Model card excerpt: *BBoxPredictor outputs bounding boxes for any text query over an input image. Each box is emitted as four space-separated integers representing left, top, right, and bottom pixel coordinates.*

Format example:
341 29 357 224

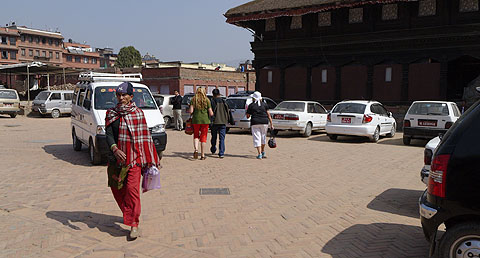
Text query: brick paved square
0 116 430 257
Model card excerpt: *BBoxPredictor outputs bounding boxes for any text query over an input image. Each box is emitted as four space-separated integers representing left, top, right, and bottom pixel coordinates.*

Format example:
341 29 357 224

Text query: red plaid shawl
105 102 159 168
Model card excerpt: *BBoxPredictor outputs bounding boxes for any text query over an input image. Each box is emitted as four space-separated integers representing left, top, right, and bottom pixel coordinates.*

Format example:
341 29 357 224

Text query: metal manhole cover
4 125 20 127
199 188 230 195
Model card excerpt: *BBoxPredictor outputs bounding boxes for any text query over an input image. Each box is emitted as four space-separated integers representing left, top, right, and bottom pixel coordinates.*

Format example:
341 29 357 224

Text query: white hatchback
270 101 327 137
325 100 396 142
402 101 460 145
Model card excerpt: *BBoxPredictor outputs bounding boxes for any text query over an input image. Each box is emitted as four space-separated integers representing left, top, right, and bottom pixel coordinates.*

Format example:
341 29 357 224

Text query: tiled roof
225 0 415 23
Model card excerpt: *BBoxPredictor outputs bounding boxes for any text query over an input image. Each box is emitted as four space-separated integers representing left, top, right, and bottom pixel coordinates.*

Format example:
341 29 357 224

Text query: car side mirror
439 133 444 140
388 112 393 118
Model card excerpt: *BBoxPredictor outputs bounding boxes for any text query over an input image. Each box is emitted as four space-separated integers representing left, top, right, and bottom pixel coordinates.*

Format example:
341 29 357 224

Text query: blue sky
3 0 253 65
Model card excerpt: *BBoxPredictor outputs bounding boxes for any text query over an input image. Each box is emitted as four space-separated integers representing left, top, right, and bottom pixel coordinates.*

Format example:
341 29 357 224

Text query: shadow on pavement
46 211 128 237
308 134 369 144
43 144 94 166
378 138 428 147
163 151 254 160
367 188 424 219
322 223 429 257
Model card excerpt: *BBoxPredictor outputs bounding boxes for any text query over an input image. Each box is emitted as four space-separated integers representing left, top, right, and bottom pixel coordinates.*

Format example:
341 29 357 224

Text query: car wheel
403 136 411 145
164 116 171 128
9 114 16 118
328 134 338 141
72 130 82 151
302 122 312 137
387 123 396 138
51 109 60 119
89 139 102 165
371 126 380 142
437 222 480 258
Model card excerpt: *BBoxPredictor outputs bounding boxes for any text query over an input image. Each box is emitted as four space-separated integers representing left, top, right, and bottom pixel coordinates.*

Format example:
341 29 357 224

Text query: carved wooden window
459 0 479 12
290 16 302 29
418 0 437 16
349 8 363 24
318 12 331 27
265 18 276 32
382 4 398 20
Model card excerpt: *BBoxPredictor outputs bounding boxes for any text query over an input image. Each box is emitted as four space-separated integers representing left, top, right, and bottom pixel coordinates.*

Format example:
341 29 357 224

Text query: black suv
419 90 480 257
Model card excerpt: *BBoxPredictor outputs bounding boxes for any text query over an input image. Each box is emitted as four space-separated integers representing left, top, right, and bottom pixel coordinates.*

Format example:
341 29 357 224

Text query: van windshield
0 90 17 99
226 99 247 109
35 91 50 101
408 102 449 116
94 86 157 110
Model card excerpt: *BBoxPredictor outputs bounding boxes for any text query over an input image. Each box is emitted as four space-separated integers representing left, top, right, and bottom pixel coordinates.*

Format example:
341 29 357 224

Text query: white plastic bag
142 166 161 193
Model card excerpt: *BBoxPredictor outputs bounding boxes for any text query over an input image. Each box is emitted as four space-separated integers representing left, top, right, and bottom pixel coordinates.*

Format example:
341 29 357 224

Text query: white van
32 90 74 118
71 72 167 165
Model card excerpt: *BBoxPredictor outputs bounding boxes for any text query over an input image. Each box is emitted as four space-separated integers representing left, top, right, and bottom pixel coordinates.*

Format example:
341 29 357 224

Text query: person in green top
189 87 213 160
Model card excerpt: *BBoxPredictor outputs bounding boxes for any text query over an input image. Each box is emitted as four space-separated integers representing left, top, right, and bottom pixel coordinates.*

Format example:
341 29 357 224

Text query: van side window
64 93 73 101
78 89 86 107
50 93 61 100
73 88 79 105
83 89 92 110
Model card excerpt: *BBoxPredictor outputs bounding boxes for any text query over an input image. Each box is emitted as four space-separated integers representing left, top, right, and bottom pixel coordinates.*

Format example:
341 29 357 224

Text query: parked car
153 94 175 128
0 88 20 118
225 95 277 130
419 90 480 258
71 72 167 165
403 101 461 145
270 101 328 137
421 136 440 185
325 100 396 142
32 90 74 118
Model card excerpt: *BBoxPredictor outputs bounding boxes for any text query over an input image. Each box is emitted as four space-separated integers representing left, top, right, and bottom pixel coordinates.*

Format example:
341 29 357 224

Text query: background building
142 66 256 96
63 41 100 69
0 27 19 65
225 0 480 105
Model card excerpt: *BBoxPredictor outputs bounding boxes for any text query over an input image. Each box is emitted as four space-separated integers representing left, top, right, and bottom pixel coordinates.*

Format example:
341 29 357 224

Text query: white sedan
270 101 328 137
325 100 396 142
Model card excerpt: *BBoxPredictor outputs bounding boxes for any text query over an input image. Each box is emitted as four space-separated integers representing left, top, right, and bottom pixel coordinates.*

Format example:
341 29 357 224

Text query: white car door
314 103 327 129
306 103 317 127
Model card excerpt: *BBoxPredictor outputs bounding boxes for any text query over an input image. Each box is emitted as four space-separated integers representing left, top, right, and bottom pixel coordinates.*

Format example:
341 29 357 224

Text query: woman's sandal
193 151 198 159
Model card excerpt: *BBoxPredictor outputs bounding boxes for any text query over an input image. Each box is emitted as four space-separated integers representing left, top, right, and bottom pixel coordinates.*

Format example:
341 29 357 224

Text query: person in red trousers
105 82 160 239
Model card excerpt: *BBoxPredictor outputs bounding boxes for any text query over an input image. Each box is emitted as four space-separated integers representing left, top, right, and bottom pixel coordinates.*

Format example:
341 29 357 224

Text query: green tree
115 46 142 68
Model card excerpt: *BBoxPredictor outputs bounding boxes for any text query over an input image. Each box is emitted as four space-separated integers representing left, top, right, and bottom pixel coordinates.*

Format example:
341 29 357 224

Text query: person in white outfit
246 91 274 159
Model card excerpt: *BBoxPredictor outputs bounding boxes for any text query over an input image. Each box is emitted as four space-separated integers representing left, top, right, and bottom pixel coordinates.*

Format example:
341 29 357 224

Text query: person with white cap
246 91 274 159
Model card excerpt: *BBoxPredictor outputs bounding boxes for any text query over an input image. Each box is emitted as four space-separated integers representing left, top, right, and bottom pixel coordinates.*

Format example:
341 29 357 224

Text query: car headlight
151 124 165 133
96 125 106 135
40 103 45 107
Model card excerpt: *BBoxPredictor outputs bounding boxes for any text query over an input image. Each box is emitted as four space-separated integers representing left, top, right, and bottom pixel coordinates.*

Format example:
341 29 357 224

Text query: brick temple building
225 0 480 104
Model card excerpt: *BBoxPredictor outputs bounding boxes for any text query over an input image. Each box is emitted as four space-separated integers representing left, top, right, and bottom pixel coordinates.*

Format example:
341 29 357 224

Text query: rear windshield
0 90 17 99
408 102 449 116
332 103 366 114
94 86 157 110
274 102 305 112
35 91 50 101
226 99 247 109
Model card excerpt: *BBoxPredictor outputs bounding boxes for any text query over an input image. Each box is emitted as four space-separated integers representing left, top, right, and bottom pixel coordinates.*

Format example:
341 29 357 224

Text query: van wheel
387 123 396 138
328 134 338 141
163 116 171 128
10 114 16 118
370 126 380 142
437 222 480 258
302 122 312 137
51 109 60 119
403 136 411 145
72 130 82 151
89 139 102 165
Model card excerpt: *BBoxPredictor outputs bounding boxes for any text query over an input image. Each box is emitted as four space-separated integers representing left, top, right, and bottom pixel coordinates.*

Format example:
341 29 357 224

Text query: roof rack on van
78 72 142 82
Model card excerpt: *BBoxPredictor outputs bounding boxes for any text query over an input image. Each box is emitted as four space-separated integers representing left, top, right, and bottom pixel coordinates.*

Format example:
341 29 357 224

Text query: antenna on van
78 72 142 82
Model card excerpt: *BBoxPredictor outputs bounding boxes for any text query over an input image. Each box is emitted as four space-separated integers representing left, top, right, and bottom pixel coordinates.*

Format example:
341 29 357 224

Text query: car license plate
341 117 351 123
419 120 437 127
273 114 284 120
